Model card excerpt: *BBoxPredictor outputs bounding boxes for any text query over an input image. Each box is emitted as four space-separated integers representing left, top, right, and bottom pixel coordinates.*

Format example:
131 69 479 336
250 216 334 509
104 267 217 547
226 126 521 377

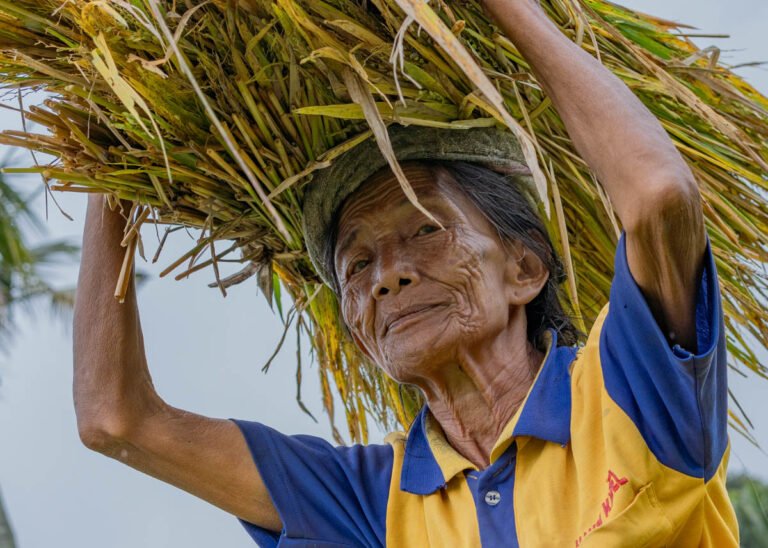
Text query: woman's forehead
338 163 457 227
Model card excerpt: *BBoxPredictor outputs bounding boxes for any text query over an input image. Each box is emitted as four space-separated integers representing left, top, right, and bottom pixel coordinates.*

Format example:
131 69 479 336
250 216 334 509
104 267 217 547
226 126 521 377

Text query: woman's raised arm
482 0 707 351
73 194 281 532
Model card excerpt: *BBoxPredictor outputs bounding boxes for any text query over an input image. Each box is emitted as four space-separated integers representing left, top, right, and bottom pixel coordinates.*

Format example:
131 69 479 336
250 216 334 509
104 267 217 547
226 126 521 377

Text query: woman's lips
384 303 447 335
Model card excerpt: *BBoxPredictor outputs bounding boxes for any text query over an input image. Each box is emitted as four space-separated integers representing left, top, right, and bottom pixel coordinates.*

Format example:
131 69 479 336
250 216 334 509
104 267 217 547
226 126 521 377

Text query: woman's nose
371 259 420 300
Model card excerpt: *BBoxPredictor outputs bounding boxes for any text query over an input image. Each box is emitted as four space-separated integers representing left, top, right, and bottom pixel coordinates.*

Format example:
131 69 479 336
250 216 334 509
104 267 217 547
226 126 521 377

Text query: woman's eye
416 224 439 236
351 259 369 275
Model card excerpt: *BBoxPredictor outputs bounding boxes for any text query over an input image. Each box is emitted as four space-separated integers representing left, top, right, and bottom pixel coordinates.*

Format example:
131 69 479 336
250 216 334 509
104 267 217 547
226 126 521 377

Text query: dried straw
0 0 766 442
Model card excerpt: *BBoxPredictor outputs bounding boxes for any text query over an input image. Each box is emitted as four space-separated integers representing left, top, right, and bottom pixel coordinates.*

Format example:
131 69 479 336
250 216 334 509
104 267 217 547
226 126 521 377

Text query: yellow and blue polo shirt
233 234 738 547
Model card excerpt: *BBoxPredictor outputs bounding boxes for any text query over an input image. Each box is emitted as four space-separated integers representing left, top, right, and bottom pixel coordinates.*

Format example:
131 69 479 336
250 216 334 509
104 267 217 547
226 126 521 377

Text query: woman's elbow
77 414 131 454
623 171 703 236
78 423 116 454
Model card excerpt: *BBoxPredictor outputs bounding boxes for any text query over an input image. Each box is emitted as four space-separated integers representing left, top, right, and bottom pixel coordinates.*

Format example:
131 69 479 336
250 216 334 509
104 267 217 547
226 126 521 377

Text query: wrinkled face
334 163 532 383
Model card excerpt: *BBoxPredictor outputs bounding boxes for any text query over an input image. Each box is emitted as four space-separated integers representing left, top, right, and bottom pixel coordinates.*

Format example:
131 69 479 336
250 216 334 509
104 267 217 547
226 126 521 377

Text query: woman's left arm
482 0 706 351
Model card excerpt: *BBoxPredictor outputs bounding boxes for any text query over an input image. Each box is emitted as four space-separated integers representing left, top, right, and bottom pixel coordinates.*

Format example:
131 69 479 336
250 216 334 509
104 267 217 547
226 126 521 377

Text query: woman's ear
504 239 550 306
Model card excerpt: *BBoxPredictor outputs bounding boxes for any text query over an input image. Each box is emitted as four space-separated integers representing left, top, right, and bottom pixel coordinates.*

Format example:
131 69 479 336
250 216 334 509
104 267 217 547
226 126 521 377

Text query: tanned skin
73 0 706 533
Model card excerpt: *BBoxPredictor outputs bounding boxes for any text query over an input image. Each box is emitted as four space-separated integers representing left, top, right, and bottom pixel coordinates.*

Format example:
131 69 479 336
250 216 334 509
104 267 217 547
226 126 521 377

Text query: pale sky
1 1 767 547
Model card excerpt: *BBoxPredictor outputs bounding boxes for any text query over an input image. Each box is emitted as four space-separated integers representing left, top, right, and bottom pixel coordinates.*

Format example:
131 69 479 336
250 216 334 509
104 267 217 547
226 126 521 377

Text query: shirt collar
399 329 577 495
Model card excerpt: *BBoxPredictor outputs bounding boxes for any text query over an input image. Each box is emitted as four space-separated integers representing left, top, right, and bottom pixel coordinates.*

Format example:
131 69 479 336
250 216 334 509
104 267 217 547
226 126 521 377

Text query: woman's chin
378 328 459 380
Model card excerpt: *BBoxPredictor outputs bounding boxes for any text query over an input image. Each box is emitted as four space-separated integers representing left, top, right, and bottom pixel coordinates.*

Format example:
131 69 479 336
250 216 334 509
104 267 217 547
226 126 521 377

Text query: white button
484 490 501 506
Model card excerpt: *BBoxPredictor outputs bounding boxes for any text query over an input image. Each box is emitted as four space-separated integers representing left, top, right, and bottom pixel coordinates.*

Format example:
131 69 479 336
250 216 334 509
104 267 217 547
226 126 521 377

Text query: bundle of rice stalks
0 0 766 443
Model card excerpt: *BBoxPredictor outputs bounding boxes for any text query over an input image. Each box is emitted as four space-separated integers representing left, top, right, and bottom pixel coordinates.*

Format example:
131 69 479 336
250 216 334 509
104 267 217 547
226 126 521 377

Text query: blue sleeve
600 233 727 481
230 420 392 547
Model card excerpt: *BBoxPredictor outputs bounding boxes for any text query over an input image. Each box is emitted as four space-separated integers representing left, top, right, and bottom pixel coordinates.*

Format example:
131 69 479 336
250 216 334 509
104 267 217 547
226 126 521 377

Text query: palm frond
0 167 79 350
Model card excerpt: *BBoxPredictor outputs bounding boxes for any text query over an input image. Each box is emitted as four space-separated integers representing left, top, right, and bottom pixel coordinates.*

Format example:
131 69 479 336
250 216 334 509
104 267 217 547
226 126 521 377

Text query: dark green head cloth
302 125 535 288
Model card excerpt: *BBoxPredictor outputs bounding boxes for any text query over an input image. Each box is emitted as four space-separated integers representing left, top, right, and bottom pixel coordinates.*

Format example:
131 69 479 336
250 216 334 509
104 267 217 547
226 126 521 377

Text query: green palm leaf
0 164 78 346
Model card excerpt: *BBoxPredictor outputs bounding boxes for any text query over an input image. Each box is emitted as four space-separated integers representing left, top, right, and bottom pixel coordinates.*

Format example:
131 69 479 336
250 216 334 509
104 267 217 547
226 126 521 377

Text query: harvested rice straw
0 0 766 442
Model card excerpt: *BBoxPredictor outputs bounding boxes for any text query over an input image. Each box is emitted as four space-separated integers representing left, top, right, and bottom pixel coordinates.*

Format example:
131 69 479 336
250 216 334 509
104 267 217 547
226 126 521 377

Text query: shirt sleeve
599 232 727 481
229 420 392 547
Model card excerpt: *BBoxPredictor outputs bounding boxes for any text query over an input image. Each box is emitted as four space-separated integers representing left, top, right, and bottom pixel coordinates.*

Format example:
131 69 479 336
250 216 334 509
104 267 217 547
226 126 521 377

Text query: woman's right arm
73 194 281 532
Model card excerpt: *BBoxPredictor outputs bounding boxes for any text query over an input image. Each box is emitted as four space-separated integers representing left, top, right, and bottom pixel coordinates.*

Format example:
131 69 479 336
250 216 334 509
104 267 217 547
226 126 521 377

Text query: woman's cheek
343 293 360 329
343 292 373 349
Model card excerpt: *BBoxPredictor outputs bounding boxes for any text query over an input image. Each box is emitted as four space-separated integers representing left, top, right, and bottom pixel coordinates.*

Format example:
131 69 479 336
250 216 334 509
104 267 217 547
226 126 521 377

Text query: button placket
467 443 519 545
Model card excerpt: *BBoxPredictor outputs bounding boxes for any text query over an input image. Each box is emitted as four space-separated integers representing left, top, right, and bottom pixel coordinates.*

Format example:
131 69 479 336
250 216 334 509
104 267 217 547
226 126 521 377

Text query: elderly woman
73 0 738 546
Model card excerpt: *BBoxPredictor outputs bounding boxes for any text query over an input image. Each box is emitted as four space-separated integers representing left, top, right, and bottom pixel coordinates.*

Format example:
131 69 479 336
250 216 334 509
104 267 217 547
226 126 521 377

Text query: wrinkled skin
334 162 550 467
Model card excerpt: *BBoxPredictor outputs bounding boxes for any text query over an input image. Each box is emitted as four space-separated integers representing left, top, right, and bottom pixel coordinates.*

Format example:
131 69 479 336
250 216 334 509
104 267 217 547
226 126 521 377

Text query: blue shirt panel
600 233 727 480
513 341 577 445
399 407 450 495
465 444 519 547
231 420 392 547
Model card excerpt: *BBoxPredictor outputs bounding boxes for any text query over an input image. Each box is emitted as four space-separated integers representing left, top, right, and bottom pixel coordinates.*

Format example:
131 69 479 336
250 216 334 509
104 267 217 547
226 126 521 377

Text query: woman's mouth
384 303 447 335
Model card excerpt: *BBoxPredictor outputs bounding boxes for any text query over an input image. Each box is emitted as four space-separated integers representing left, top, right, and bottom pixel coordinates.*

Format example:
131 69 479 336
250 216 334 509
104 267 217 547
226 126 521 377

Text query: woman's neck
417 319 545 469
